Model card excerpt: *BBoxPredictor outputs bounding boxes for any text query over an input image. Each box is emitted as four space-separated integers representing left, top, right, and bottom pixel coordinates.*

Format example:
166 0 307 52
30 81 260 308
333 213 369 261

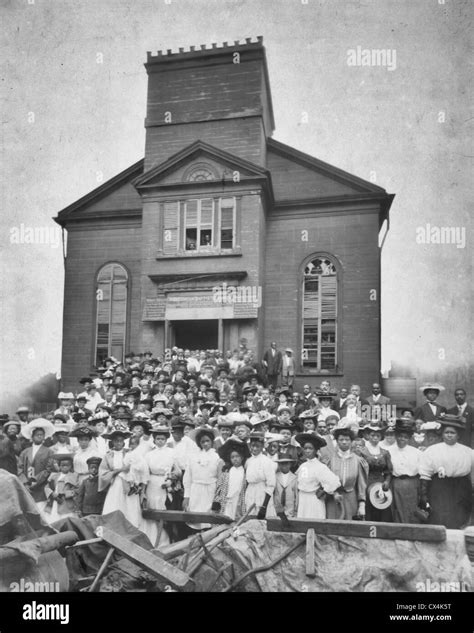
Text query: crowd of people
0 344 473 547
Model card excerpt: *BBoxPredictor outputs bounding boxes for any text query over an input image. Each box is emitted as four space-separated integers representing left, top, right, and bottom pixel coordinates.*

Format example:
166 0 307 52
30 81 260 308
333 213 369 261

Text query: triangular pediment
133 140 269 190
267 138 387 202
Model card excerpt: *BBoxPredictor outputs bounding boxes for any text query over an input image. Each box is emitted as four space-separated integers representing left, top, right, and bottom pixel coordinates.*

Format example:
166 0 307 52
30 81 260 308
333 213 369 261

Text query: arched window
95 263 128 365
302 256 338 371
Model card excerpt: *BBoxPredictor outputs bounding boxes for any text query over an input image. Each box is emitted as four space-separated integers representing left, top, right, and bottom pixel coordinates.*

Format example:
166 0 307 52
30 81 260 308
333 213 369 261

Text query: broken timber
95 526 194 592
142 510 233 525
266 518 446 542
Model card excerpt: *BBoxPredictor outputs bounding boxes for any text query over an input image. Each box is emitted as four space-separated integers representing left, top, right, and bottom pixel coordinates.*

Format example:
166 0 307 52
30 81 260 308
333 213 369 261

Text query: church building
55 36 394 392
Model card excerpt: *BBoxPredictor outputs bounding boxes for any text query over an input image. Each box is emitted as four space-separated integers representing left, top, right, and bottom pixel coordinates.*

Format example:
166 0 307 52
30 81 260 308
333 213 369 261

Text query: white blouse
388 444 420 477
419 442 474 480
296 457 341 494
245 453 276 495
183 449 221 496
227 466 245 498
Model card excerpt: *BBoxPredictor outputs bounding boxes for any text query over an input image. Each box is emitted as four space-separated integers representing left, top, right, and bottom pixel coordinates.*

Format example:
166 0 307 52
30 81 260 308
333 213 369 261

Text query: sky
1 0 472 410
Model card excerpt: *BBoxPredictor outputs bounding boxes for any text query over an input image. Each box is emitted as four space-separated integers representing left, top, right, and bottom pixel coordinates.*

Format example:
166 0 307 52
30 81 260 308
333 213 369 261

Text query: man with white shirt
414 383 447 422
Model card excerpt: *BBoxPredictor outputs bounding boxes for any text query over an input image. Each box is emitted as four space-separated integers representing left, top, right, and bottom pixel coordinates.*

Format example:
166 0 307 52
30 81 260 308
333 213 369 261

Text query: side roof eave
267 137 388 194
54 159 144 226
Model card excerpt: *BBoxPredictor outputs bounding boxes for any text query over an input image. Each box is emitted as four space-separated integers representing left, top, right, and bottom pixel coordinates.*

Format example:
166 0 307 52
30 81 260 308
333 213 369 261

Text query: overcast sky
1 0 472 409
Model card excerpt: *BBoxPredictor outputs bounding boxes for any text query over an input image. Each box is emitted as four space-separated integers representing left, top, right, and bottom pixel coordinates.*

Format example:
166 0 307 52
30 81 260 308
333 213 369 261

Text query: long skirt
245 482 276 518
224 492 240 520
187 481 217 530
297 491 326 519
141 475 170 547
326 490 358 521
102 475 145 532
428 475 472 529
392 476 420 524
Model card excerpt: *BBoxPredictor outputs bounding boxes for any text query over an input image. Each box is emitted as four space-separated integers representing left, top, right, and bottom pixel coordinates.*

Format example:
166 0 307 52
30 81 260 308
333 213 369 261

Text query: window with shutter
185 198 214 250
302 257 338 371
95 263 128 366
163 201 180 254
220 197 235 249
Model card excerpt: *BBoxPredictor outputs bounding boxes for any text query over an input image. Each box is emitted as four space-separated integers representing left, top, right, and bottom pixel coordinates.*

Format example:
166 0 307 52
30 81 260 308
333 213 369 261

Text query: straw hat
21 418 55 440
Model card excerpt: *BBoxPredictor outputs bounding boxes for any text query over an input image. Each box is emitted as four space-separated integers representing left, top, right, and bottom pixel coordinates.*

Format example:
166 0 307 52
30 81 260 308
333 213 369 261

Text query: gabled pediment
133 140 270 190
267 138 388 201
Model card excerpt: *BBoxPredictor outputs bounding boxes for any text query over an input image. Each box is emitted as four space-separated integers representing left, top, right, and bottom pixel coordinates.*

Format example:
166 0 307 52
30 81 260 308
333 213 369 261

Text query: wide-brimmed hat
193 427 218 446
333 426 356 441
104 429 131 441
21 418 55 440
242 386 258 396
394 417 415 435
53 419 73 434
368 483 393 510
298 410 319 420
366 421 385 434
419 383 445 394
295 432 326 452
248 431 266 443
218 438 250 463
276 455 296 463
227 412 251 427
315 390 337 400
420 421 442 432
436 414 465 431
275 420 295 432
58 392 74 400
216 417 235 429
210 404 228 417
54 453 74 464
69 426 98 439
152 408 173 419
254 410 273 424
2 420 23 434
129 418 152 434
150 424 171 436
16 406 30 414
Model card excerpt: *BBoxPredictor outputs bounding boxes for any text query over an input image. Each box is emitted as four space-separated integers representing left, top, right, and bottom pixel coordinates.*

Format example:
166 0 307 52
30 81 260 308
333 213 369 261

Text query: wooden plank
265 518 446 542
157 525 229 561
95 526 194 592
305 528 316 578
142 509 233 525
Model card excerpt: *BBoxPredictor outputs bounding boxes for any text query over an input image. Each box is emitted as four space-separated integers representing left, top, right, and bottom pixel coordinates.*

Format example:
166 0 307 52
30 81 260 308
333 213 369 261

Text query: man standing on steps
262 341 282 390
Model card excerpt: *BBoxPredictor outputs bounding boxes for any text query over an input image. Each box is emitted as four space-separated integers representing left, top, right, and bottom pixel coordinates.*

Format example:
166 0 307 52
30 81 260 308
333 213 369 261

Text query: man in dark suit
333 387 349 412
413 383 447 422
262 341 282 389
447 388 474 448
0 422 18 475
365 382 392 421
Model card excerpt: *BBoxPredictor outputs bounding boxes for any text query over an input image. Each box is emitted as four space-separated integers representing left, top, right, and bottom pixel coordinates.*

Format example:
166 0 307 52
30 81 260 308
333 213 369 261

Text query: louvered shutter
163 201 180 254
320 275 337 369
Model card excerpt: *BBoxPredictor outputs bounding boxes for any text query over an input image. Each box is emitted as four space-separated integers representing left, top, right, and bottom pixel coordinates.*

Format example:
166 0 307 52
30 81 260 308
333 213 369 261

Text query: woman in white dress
183 428 223 530
212 438 250 519
99 428 145 532
245 432 277 519
70 427 101 485
141 425 180 547
295 433 342 519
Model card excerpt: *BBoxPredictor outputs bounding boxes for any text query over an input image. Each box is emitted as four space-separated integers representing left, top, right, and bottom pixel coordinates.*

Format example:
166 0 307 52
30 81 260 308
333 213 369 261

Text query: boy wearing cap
274 456 298 519
77 457 107 516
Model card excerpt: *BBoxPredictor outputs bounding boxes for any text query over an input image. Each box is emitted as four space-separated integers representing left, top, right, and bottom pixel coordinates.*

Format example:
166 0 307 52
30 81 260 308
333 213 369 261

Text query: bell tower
143 36 275 170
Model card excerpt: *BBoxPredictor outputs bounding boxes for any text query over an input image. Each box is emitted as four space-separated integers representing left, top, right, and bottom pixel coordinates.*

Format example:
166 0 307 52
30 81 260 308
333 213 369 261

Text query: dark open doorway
172 320 218 350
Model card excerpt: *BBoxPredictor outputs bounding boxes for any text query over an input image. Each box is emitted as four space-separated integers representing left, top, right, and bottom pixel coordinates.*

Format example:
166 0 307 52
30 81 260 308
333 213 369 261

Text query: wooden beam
157 525 229 561
266 518 446 543
305 528 316 578
142 509 233 525
95 526 194 592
